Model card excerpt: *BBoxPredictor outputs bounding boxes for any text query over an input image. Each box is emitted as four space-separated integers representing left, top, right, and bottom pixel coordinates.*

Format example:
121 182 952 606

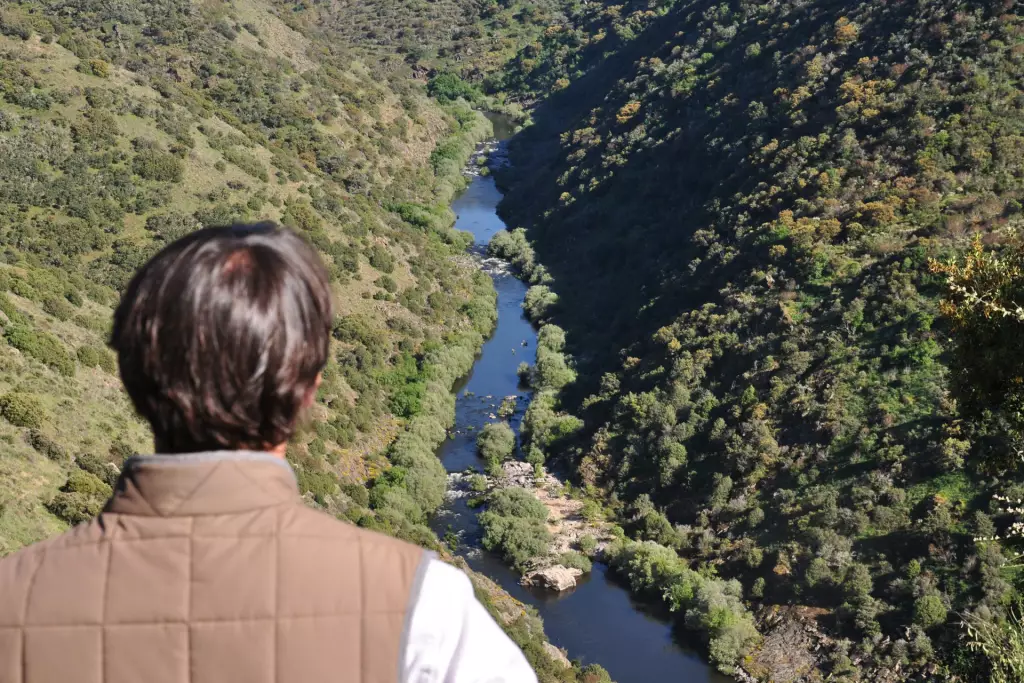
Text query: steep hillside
495 0 1024 678
0 0 488 548
0 2 609 680
290 0 568 82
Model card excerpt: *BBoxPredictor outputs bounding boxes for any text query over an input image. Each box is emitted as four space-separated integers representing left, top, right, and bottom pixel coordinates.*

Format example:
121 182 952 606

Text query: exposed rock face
521 565 583 591
543 642 572 669
500 460 541 489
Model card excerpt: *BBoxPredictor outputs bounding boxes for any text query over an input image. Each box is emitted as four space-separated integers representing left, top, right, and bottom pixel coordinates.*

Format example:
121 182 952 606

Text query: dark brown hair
110 223 333 453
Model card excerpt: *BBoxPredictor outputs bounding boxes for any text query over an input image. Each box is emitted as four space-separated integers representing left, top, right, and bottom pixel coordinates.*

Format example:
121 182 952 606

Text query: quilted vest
0 451 427 683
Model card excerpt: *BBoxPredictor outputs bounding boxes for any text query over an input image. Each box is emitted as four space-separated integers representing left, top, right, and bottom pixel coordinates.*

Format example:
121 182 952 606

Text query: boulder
521 565 583 592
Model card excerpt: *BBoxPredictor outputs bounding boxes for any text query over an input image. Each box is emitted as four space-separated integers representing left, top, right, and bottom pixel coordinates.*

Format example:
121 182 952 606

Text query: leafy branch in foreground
963 603 1024 683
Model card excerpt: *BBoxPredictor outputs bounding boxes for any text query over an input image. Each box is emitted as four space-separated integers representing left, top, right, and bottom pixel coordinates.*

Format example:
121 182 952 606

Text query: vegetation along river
430 116 730 683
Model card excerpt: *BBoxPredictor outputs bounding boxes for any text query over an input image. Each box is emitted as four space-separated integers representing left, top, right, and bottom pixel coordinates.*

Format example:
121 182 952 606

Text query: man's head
110 223 333 453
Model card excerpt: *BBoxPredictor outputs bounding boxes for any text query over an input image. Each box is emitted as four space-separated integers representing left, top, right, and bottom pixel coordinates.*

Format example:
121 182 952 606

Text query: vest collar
106 450 301 517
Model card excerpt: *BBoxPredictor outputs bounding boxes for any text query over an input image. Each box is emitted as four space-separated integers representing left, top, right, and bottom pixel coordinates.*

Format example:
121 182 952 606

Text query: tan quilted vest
0 452 427 683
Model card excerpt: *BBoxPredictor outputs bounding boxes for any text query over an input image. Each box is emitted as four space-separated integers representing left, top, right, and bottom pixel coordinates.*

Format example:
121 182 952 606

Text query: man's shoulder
0 520 103 569
0 521 103 619
280 503 425 557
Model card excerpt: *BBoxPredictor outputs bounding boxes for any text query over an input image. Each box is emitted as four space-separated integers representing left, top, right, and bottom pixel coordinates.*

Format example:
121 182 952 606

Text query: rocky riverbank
453 460 615 591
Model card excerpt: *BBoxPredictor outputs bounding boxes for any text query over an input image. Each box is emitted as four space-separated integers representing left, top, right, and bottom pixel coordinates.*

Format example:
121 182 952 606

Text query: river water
429 116 728 683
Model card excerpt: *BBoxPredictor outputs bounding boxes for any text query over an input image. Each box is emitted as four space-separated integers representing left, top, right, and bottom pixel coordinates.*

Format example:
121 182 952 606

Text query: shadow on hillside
496 0 933 406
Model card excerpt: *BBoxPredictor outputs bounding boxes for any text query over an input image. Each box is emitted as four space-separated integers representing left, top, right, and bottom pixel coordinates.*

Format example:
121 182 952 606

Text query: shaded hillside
496 0 1024 678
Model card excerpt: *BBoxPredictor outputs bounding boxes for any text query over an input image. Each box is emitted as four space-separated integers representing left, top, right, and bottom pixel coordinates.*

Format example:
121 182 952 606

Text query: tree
427 73 480 103
914 594 948 630
477 422 516 466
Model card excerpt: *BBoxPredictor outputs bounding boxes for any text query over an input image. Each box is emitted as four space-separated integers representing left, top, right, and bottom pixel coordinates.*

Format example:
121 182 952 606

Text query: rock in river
521 565 583 592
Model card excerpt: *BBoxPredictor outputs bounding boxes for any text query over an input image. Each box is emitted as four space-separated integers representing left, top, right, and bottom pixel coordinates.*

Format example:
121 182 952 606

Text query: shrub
427 73 481 103
133 148 184 182
42 296 74 321
523 285 558 321
340 481 370 507
63 469 112 498
479 488 551 572
296 467 339 505
77 58 110 78
580 499 604 522
5 325 75 376
145 212 200 242
477 421 515 465
108 439 136 463
0 392 46 428
580 665 613 683
77 345 117 374
76 452 119 487
480 511 551 572
558 551 593 573
488 488 548 520
26 429 67 462
46 491 102 525
964 604 1024 683
223 148 268 181
578 534 597 554
606 540 760 671
914 594 948 629
46 468 112 525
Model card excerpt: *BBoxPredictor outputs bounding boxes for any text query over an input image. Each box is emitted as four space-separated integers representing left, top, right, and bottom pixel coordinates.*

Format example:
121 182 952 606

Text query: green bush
0 392 46 428
558 551 593 573
296 467 339 505
427 73 481 103
606 540 759 672
42 296 74 321
480 488 551 572
340 481 370 507
580 499 604 523
63 469 112 498
477 421 515 465
76 452 119 487
5 325 75 376
480 511 551 572
488 488 548 520
914 594 948 630
223 148 268 182
46 468 112 525
578 534 597 554
26 429 67 462
145 212 200 242
77 345 117 374
46 491 102 525
133 148 184 182
469 473 488 492
76 58 110 78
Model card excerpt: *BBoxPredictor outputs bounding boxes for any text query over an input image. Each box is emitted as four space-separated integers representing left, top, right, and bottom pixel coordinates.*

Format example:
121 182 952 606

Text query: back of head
110 222 333 453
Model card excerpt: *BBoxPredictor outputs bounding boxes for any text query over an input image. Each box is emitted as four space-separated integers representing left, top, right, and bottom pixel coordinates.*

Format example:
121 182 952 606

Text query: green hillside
0 0 487 548
0 2 605 680
494 0 1024 678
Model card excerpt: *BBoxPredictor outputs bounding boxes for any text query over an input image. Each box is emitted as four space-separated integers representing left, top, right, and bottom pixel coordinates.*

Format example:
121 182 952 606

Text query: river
430 115 729 683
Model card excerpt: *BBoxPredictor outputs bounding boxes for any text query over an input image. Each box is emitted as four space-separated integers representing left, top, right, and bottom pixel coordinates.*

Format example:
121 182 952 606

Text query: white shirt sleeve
402 557 538 683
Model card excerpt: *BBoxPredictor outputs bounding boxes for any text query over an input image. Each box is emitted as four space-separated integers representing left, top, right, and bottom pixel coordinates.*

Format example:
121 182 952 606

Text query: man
0 223 537 683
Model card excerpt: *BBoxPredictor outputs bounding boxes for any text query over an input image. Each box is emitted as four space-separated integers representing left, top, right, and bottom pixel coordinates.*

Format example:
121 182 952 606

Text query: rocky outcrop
499 460 544 488
543 642 572 669
521 565 583 591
